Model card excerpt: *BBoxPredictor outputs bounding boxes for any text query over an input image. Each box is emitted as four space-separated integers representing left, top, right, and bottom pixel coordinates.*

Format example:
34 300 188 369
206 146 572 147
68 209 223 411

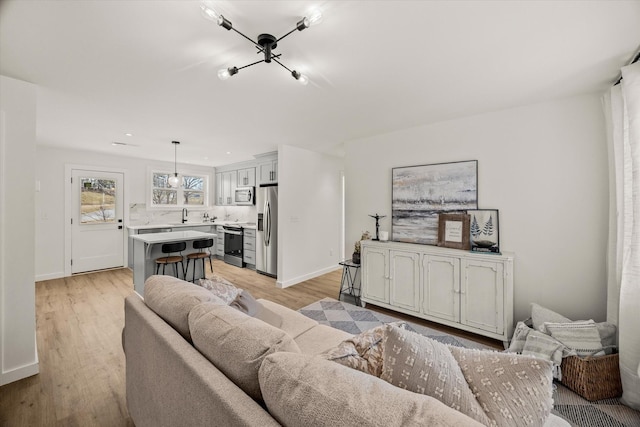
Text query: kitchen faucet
182 208 188 223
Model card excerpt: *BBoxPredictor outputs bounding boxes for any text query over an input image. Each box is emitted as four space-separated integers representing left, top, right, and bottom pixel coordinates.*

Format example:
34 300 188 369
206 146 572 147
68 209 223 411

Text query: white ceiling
1 0 639 167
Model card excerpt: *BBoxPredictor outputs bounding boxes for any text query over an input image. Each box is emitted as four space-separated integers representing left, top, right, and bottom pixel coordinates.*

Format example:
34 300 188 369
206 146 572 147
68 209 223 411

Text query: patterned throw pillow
196 274 241 304
507 321 533 354
544 321 605 357
449 346 554 427
322 322 406 377
379 325 490 425
521 330 564 365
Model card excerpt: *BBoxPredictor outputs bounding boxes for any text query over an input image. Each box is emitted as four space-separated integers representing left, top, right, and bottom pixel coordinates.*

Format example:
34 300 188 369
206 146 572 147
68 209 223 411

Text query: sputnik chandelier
200 0 322 85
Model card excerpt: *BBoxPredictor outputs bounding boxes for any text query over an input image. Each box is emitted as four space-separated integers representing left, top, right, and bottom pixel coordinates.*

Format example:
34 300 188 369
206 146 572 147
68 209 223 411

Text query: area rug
299 298 640 427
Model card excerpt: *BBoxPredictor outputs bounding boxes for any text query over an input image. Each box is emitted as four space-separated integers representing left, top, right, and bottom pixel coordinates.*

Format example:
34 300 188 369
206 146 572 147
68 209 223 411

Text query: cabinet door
361 246 389 304
222 171 236 205
389 250 420 313
460 260 504 334
423 255 459 322
215 173 223 205
258 161 277 184
237 168 256 187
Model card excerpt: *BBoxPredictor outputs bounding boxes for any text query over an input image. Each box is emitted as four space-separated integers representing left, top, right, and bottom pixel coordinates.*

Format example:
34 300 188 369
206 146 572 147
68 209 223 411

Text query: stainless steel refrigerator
256 184 278 277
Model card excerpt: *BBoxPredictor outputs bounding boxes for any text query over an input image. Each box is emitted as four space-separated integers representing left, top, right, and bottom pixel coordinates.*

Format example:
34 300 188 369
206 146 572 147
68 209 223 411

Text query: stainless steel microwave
234 187 254 205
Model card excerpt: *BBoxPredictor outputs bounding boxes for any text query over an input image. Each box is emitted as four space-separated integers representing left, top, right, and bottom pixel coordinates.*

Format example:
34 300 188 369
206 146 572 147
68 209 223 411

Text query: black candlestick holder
369 213 386 241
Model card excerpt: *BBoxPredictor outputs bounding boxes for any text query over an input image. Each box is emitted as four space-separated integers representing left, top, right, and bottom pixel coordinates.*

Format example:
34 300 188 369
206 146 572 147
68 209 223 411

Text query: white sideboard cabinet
361 240 514 344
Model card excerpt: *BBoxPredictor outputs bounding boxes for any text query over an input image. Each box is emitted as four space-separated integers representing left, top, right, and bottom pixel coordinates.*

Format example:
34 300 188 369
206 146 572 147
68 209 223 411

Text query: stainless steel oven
223 225 244 267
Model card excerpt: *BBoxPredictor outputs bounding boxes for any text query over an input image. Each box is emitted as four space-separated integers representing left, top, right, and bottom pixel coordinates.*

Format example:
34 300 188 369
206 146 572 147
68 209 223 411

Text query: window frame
148 168 210 209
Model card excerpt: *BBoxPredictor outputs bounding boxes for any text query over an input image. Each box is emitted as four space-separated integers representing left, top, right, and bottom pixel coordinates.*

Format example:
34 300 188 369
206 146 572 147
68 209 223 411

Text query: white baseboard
0 361 39 386
35 272 64 282
276 264 341 289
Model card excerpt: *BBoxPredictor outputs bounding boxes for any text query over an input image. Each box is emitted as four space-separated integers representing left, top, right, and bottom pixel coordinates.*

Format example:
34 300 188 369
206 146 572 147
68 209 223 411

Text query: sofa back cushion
258 352 484 427
189 302 300 402
144 275 225 340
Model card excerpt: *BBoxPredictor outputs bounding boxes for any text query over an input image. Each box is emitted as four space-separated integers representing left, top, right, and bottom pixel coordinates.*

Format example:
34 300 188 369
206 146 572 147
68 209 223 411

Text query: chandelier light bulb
218 67 238 80
292 71 309 85
200 1 221 23
306 10 323 27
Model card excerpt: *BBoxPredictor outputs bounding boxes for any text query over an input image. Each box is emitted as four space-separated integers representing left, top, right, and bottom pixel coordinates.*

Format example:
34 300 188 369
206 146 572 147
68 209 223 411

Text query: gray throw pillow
229 290 259 316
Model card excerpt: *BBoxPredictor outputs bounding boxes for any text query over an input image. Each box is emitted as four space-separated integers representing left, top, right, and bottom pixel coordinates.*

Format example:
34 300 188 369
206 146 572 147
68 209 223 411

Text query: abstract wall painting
392 160 478 245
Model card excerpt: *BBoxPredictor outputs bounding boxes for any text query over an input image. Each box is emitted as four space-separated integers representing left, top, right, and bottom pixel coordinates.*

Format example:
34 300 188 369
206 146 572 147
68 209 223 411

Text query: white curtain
605 60 640 410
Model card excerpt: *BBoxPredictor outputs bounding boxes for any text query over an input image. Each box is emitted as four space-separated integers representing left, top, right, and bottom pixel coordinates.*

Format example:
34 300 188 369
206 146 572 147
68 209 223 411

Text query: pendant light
168 141 181 188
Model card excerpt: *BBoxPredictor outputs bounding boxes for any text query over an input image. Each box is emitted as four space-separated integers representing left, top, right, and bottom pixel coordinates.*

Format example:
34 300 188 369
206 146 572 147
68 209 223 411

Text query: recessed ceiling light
226 151 231 155
125 133 133 137
112 142 127 146
204 156 209 160
111 141 138 147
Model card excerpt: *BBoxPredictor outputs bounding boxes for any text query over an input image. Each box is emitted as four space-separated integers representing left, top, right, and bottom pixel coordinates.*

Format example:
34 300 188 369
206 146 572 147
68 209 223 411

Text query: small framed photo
467 209 500 254
437 213 471 250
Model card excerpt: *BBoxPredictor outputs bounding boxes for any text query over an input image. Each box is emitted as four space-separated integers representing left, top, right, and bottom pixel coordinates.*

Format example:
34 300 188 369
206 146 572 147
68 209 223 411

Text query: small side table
338 260 361 306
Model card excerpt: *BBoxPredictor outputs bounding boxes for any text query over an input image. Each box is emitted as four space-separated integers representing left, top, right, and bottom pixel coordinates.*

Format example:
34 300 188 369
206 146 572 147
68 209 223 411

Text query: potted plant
352 231 371 264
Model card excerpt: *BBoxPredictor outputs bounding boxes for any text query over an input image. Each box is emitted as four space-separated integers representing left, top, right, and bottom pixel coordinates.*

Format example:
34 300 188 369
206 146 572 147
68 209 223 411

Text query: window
150 170 209 208
80 178 117 223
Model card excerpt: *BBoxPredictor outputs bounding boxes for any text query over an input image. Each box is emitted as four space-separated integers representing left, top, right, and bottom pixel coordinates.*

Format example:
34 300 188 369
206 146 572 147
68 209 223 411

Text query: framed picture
392 160 478 245
437 213 470 250
467 209 500 254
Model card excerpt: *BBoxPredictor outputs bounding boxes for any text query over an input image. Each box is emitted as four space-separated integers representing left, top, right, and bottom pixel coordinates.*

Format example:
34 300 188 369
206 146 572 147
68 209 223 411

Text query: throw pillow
521 330 564 365
380 325 490 425
258 352 485 427
229 290 259 316
322 321 406 377
143 274 226 340
530 303 571 333
449 346 554 427
507 321 533 354
544 321 605 357
189 302 300 402
196 274 240 304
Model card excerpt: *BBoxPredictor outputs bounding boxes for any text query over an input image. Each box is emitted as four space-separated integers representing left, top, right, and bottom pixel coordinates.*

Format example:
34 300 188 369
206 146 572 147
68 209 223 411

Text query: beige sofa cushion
294 324 353 355
255 299 318 338
143 275 225 340
189 302 300 401
259 352 484 427
380 325 490 425
449 346 554 427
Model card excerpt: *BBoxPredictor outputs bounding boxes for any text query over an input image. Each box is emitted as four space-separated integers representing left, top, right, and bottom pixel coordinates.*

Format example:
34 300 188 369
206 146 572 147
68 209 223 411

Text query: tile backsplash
129 203 257 225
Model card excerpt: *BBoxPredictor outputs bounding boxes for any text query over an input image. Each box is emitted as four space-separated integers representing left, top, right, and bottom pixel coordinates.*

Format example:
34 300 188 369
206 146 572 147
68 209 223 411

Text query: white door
71 169 124 273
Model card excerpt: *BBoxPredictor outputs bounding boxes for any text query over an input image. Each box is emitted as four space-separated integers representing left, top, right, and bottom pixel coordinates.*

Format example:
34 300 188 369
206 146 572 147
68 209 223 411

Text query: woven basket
560 353 622 401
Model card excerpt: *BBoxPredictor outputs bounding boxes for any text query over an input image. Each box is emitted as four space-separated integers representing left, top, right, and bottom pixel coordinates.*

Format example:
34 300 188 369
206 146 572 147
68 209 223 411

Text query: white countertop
128 222 256 231
130 230 217 244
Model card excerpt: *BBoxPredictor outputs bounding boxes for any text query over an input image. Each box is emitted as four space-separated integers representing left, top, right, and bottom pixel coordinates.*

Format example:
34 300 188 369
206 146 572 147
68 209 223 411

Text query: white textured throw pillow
530 303 571 333
449 346 554 427
544 321 605 357
380 325 490 425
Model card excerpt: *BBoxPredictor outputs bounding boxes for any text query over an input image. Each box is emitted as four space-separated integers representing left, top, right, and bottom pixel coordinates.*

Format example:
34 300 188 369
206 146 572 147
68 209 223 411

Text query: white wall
0 75 39 385
345 94 609 322
35 146 215 280
278 145 343 288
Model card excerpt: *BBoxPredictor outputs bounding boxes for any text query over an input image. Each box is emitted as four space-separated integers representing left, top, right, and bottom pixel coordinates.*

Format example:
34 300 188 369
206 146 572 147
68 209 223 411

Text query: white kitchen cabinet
215 225 225 257
220 171 236 205
258 160 278 184
243 228 256 269
215 172 223 205
237 168 256 187
361 240 514 343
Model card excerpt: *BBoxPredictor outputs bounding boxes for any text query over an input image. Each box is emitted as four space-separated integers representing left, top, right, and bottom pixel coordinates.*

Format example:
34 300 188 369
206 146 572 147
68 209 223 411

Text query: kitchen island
130 230 217 295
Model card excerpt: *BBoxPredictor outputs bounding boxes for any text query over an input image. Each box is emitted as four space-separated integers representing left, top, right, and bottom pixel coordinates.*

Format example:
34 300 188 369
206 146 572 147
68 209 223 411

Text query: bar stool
155 241 186 278
186 239 214 282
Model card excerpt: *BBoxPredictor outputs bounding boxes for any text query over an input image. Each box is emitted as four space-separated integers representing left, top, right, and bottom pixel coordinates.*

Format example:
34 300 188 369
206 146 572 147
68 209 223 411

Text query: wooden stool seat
186 239 214 282
155 241 186 278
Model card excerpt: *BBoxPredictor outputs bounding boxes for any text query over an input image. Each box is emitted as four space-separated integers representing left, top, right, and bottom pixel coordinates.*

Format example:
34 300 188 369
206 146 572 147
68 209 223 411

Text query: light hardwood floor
0 260 500 426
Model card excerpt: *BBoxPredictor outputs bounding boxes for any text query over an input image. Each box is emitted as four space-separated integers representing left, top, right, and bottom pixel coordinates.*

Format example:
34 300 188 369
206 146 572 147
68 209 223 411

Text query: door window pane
80 178 116 224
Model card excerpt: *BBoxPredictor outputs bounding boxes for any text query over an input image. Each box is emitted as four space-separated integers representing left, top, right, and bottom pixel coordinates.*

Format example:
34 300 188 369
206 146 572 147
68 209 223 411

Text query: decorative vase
352 252 360 264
